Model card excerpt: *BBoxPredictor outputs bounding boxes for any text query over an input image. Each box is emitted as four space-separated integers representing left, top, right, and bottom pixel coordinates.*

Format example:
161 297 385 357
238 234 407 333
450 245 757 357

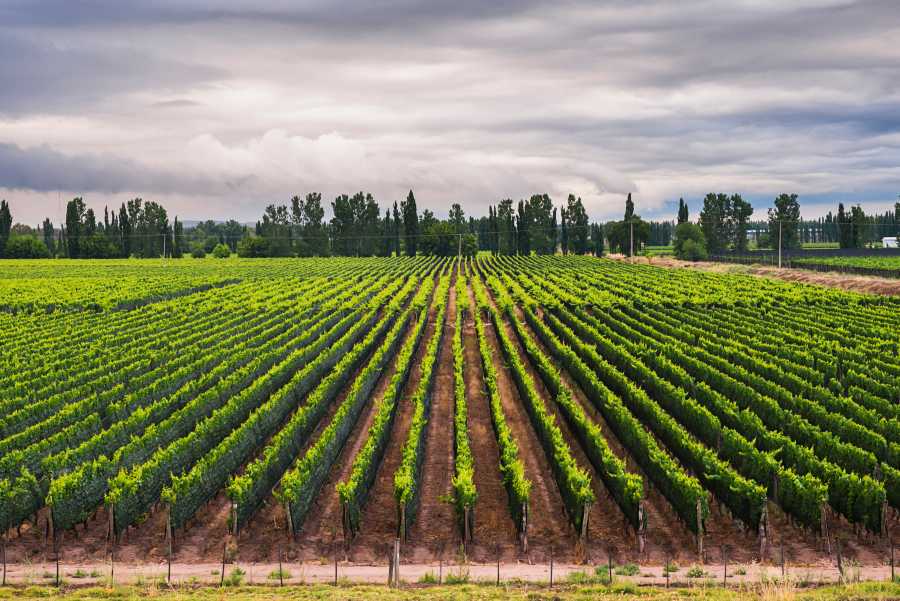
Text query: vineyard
1 255 899 571
792 256 900 279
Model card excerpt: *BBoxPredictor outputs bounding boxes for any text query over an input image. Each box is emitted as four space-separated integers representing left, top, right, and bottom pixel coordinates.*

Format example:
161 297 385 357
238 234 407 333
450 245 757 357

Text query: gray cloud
1 0 899 223
0 142 213 194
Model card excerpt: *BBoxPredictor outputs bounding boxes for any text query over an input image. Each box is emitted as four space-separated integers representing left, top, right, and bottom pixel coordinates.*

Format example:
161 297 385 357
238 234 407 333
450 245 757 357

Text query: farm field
1 255 899 582
792 256 900 278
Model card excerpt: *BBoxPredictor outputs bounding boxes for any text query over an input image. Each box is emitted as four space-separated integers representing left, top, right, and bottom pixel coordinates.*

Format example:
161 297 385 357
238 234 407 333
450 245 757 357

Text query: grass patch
267 568 291 581
614 563 640 576
222 567 245 587
417 571 438 584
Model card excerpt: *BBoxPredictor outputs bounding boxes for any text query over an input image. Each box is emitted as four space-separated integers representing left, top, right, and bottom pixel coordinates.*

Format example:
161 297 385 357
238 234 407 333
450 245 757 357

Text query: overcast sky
2 0 899 225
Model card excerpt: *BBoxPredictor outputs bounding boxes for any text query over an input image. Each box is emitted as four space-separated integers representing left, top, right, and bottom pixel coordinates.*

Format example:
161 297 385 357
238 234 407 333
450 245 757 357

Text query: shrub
190 245 207 258
614 563 640 576
681 238 708 261
672 222 708 261
212 243 231 259
222 567 245 587
267 567 291 580
237 236 271 258
686 565 707 578
4 236 50 259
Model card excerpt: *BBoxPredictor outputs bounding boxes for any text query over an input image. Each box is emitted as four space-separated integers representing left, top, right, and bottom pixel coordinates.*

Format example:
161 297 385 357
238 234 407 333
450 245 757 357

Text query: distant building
883 237 898 248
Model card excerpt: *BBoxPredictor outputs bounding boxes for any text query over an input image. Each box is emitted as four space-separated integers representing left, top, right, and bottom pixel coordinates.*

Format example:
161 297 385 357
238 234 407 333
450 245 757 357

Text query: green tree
673 222 708 260
607 193 649 255
449 203 466 233
392 201 402 256
516 200 531 255
0 200 12 257
566 194 589 254
850 204 866 248
172 217 184 258
4 236 50 258
212 243 231 258
401 190 419 256
42 218 55 257
730 194 753 252
767 193 801 250
590 222 604 256
700 193 731 255
496 199 516 255
837 203 851 248
677 198 689 224
420 221 456 256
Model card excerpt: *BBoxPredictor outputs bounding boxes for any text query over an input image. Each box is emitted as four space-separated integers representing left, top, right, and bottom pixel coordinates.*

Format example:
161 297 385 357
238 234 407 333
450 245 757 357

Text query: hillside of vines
1 255 898 570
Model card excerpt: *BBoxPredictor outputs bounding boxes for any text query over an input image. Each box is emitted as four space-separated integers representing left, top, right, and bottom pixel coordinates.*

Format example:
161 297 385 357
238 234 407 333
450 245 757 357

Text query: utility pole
778 220 782 269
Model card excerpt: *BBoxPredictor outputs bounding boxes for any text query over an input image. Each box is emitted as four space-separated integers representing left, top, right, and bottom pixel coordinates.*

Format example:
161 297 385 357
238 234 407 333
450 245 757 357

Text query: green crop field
793 255 900 277
1 255 898 588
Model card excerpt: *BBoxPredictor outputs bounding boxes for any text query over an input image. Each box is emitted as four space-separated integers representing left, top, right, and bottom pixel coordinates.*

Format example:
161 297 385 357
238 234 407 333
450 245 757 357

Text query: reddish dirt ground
459 290 520 562
404 280 460 561
290 312 422 560
346 300 440 562
476 293 575 562
511 306 700 565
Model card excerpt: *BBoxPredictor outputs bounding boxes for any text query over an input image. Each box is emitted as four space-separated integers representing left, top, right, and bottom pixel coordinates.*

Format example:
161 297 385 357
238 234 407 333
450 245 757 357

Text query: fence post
549 543 554 589
722 545 727 587
220 539 226 587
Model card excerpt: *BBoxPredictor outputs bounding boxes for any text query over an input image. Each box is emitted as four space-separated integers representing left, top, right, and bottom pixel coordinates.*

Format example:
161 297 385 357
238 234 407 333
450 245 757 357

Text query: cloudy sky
2 0 899 225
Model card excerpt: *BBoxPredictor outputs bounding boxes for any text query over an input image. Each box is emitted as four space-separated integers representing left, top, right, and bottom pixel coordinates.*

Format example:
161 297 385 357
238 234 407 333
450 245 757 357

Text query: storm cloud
2 0 899 223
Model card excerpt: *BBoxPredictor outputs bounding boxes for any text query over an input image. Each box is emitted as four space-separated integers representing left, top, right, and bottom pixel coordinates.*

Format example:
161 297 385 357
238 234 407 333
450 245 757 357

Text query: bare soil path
473 288 574 562
405 280 458 561
459 287 519 563
348 302 440 562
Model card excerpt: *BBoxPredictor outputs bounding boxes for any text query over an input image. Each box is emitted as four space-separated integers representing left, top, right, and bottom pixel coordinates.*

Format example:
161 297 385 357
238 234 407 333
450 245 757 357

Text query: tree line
669 195 900 260
1 192 897 260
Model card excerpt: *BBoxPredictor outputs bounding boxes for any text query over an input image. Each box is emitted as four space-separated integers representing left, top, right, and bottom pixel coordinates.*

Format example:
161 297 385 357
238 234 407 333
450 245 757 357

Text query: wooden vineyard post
549 542 554 590
166 510 173 585
284 502 294 538
637 502 646 556
496 545 500 586
722 545 728 587
696 499 704 560
665 552 670 589
520 503 528 554
463 507 472 549
391 538 400 588
55 531 60 588
821 504 832 555
780 536 786 579
342 503 352 546
278 550 284 587
889 538 894 583
2 530 6 587
758 505 768 559
607 547 613 585
387 543 394 587
397 503 405 545
581 503 591 542
220 540 227 587
836 538 844 583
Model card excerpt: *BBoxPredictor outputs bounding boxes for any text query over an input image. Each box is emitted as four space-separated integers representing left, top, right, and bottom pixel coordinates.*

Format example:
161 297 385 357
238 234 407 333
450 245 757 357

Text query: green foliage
4 236 50 259
672 222 707 261
212 243 231 258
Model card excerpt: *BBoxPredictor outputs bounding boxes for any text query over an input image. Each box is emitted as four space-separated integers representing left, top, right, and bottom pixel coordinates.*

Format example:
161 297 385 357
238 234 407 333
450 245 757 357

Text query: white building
883 237 898 248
